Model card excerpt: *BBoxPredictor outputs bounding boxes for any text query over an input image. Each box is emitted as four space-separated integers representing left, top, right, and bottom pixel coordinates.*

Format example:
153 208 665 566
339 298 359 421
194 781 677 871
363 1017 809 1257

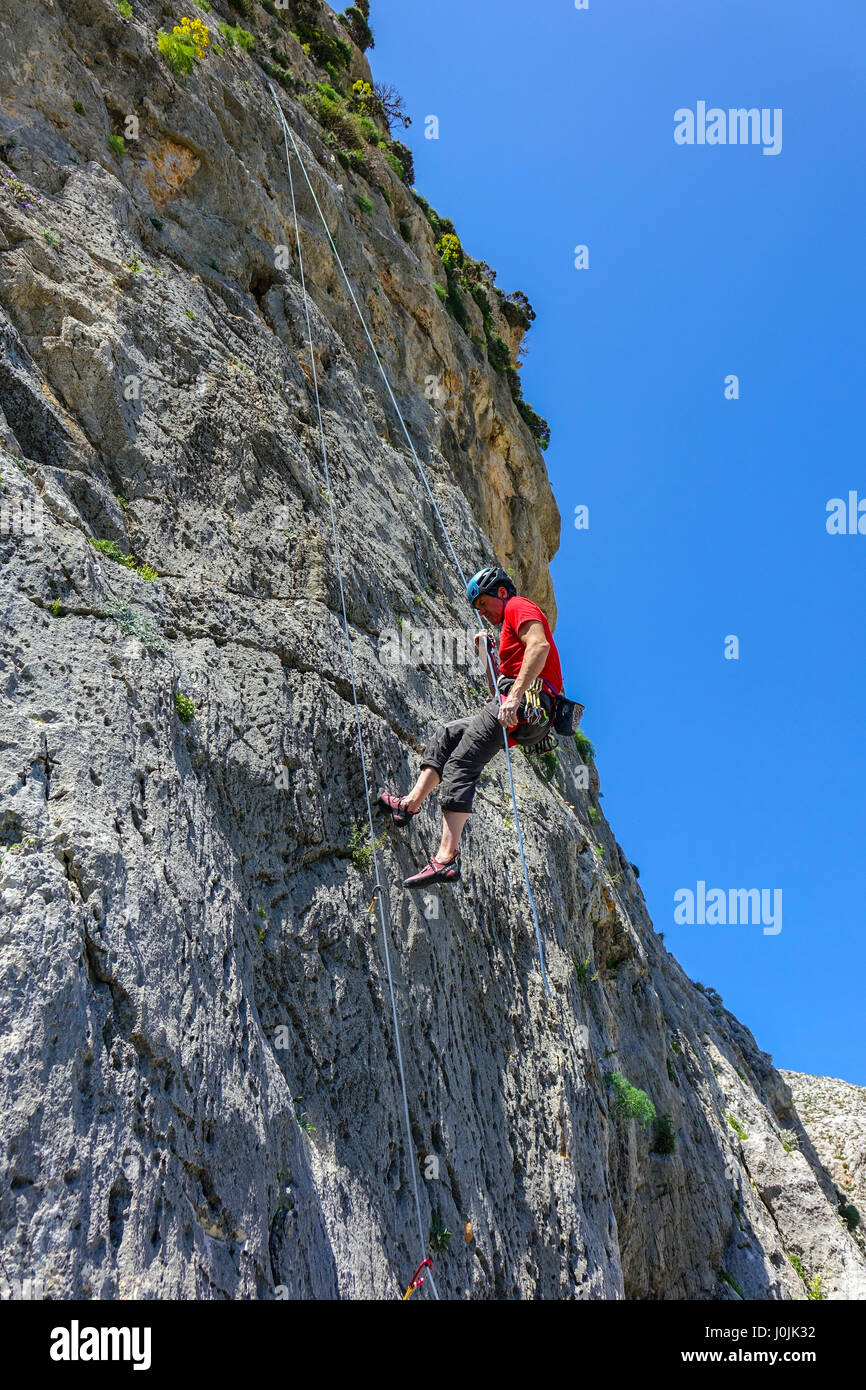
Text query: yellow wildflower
172 15 209 59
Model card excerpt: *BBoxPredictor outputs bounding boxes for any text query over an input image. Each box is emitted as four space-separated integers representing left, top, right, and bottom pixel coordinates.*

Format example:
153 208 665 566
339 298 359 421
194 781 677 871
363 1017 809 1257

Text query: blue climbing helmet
465 565 516 606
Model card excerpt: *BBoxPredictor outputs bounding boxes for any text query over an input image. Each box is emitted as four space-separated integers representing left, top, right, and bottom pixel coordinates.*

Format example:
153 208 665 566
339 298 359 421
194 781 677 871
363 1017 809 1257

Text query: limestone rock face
781 1071 866 1238
0 0 863 1300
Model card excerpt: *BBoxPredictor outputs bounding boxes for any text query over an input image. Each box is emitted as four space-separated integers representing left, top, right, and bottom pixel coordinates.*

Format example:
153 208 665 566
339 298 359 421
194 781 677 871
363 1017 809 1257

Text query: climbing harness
403 1258 434 1300
526 732 559 757
265 80 556 1296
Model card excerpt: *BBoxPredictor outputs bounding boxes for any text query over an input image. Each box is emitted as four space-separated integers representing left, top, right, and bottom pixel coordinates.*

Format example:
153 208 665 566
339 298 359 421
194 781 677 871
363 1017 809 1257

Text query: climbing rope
266 84 553 1000
273 86 437 1301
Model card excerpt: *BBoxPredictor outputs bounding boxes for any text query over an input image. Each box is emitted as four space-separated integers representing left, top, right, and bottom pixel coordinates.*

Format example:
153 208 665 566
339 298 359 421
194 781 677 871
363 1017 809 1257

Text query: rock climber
378 565 563 887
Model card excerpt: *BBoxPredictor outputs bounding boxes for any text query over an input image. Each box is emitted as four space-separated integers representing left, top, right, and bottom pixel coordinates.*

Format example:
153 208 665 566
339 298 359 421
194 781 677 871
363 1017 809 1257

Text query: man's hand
498 694 521 728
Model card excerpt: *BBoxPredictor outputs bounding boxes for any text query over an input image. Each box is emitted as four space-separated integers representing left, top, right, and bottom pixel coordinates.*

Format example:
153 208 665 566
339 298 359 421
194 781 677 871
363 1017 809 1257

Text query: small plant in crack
174 692 196 724
604 1071 655 1128
294 1097 316 1135
573 953 598 987
726 1113 749 1142
429 1211 451 1254
350 823 386 870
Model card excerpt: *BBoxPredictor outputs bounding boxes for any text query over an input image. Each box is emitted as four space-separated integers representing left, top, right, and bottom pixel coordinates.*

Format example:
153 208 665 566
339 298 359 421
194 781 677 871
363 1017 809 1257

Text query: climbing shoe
403 854 460 888
378 788 418 827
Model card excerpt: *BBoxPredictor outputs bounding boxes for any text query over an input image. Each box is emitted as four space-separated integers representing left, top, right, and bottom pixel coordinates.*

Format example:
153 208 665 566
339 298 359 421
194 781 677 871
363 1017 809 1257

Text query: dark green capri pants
421 692 553 813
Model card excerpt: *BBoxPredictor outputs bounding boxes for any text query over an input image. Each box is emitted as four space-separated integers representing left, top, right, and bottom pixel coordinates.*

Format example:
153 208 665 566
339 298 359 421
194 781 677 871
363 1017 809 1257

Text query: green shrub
103 600 166 653
302 84 358 148
387 139 414 185
429 1212 451 1254
486 333 511 373
786 1253 824 1300
354 113 380 145
604 1071 656 1128
149 215 164 231
114 0 133 17
293 15 352 69
354 193 373 214
262 57 293 89
157 30 197 75
107 133 126 158
515 398 551 450
42 227 60 248
294 1096 316 1134
726 1113 749 1142
349 822 383 870
573 954 597 987
174 691 196 724
317 80 342 105
218 20 254 50
839 1197 860 1232
89 537 131 566
89 537 156 582
443 271 469 331
718 1269 744 1300
574 729 595 761
537 749 558 781
588 806 600 824
469 283 493 334
421 202 456 240
341 5 374 51
434 282 448 304
650 1112 677 1155
73 100 85 114
49 598 62 617
499 289 535 329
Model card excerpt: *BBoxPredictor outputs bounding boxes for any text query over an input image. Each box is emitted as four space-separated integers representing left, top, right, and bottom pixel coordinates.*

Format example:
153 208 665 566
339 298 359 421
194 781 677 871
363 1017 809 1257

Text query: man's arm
499 620 550 727
509 620 550 699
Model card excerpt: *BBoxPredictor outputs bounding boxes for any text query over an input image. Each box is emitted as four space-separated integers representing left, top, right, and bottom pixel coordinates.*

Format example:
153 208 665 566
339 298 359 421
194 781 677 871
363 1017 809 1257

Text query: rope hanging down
267 85 553 999
274 86 437 1301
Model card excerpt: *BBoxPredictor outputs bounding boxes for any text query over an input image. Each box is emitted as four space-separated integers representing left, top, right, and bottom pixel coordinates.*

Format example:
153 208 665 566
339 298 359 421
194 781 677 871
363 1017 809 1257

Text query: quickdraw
522 676 548 727
402 1258 433 1301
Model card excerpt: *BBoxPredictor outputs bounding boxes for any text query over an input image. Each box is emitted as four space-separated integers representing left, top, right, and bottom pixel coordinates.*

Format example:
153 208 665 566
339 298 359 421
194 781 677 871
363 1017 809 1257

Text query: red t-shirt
498 596 563 694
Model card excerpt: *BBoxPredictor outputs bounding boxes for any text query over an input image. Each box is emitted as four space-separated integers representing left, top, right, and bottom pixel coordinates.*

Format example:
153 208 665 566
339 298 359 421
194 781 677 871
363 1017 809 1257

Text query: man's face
473 587 508 625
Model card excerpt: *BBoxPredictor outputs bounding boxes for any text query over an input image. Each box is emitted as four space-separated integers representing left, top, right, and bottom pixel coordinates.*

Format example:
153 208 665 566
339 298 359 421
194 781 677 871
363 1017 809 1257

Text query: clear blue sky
367 0 864 1085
